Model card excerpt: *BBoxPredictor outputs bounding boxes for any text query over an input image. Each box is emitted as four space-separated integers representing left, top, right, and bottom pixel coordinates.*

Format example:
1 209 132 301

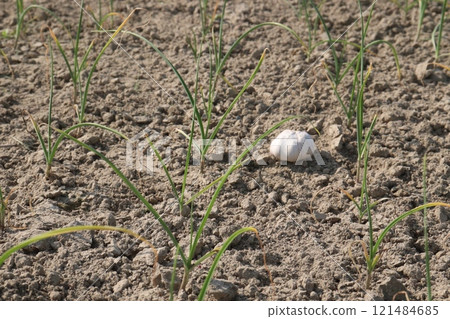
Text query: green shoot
311 1 400 130
362 144 375 289
432 0 447 61
349 148 450 289
30 119 127 179
88 0 121 30
197 227 259 300
16 0 24 22
283 0 324 60
146 137 181 206
313 1 397 180
416 0 428 41
301 0 318 60
364 202 450 289
0 186 5 231
360 153 450 288
28 40 127 178
109 0 115 25
391 0 419 14
14 4 69 51
48 3 135 123
341 119 381 223
423 154 431 300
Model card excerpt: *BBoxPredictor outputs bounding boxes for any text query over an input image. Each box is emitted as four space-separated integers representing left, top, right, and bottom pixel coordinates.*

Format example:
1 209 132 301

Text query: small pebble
107 213 116 226
378 277 407 301
180 205 191 217
281 193 289 204
327 124 342 138
208 279 238 301
267 191 280 203
241 198 256 212
102 112 115 123
47 272 61 286
331 136 343 151
113 279 130 294
49 291 63 301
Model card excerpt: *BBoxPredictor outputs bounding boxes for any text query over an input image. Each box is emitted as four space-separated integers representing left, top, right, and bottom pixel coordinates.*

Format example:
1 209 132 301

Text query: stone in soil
207 279 238 301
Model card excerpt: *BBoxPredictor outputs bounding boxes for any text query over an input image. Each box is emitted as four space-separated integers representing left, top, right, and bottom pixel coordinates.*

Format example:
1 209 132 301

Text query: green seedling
310 1 400 123
348 146 450 289
28 40 127 178
320 38 400 122
432 0 448 61
356 148 450 288
29 119 127 179
47 114 294 299
48 2 135 123
422 154 432 300
88 0 120 30
341 116 383 221
14 3 69 51
198 0 222 40
311 1 399 179
0 186 6 231
416 0 428 40
15 0 24 38
16 0 23 20
391 0 419 14
300 0 325 61
283 0 325 61
341 116 381 223
362 201 450 289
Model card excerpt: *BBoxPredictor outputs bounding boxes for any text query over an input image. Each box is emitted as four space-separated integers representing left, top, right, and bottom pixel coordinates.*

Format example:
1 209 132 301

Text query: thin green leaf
79 9 137 123
204 48 268 155
198 227 257 300
15 5 70 50
372 202 450 256
146 137 180 205
0 225 156 267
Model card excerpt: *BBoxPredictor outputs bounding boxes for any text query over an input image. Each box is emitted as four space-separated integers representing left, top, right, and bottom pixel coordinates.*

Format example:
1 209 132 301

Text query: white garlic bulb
269 130 313 163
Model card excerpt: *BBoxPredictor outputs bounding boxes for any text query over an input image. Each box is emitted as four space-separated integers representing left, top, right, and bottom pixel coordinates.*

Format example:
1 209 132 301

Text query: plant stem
366 270 372 289
416 0 428 41
170 247 180 301
423 154 432 300
0 186 5 231
180 266 191 291
363 145 374 288
435 0 447 61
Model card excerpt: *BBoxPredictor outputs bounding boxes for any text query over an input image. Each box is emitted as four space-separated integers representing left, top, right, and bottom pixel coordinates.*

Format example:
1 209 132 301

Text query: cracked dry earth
0 0 449 300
